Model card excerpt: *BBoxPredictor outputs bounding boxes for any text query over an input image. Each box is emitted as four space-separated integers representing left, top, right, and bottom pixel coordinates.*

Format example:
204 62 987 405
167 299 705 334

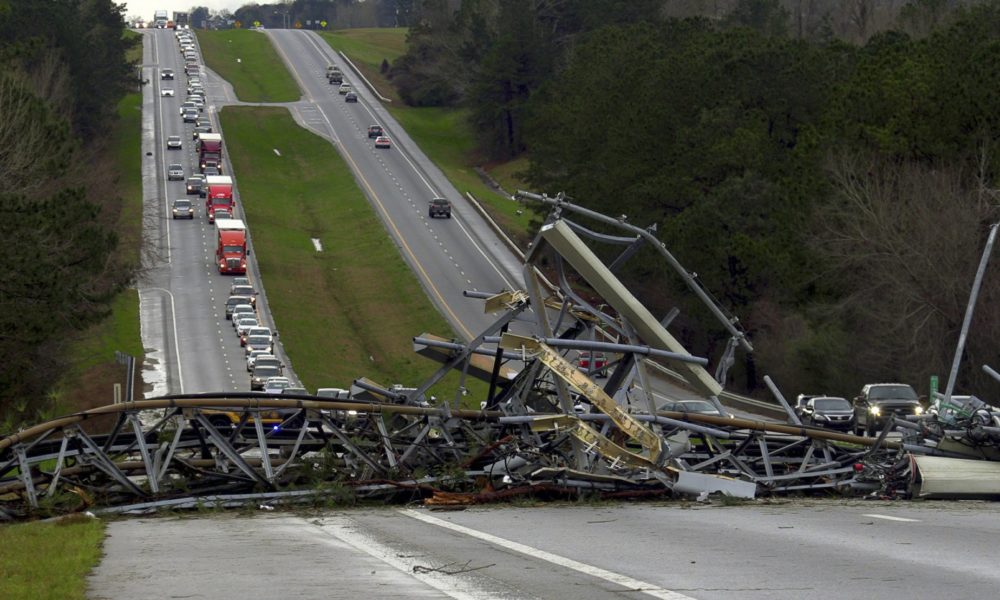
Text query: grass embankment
0 516 105 600
221 106 486 403
319 29 535 246
197 29 300 103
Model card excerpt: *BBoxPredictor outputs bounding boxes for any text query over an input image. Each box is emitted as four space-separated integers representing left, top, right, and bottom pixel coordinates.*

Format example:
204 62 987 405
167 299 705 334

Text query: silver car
167 163 184 181
171 198 194 219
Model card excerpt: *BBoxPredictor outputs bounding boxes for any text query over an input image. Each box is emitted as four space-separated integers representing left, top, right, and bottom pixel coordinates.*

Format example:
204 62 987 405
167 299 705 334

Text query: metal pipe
0 396 504 451
481 336 709 365
944 223 999 401
413 337 517 360
764 375 801 426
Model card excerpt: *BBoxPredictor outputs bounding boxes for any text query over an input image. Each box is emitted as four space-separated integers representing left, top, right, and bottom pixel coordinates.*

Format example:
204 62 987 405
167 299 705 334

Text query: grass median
221 106 486 403
0 516 105 600
319 29 535 247
197 30 300 103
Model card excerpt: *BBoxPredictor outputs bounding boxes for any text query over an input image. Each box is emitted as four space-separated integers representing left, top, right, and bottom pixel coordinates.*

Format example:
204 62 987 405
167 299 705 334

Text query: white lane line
400 509 697 600
297 31 518 291
314 517 497 600
142 286 185 393
863 514 920 523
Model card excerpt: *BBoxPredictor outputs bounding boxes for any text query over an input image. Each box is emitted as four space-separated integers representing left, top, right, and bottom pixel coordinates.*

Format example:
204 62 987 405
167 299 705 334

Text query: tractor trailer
215 218 247 274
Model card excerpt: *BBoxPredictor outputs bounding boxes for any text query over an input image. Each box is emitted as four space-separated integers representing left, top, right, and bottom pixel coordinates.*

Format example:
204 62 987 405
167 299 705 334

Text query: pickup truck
853 383 923 436
428 197 452 219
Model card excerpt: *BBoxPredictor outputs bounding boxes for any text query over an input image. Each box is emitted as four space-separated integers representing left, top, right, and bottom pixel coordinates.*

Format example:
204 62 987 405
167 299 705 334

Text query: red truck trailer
204 175 234 222
215 218 247 274
197 133 223 173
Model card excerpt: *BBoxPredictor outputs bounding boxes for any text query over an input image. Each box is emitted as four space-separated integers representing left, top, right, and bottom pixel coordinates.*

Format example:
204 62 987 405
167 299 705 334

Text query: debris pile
2 194 999 519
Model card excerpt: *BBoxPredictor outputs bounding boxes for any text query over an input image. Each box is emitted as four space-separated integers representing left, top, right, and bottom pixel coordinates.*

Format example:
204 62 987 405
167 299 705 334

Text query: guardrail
338 50 391 103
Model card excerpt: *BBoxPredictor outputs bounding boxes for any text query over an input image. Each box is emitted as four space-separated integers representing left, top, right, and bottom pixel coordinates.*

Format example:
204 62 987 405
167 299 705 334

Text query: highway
89 500 1000 599
94 28 998 600
139 28 296 396
262 29 529 343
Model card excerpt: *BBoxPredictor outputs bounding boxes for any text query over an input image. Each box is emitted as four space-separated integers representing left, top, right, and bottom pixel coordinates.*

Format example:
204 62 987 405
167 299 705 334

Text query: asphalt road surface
139 29 296 396
89 500 1000 599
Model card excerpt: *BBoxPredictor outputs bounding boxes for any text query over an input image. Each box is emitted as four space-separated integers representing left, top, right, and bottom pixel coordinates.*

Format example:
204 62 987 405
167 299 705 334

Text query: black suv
428 197 452 218
367 125 383 138
853 383 923 436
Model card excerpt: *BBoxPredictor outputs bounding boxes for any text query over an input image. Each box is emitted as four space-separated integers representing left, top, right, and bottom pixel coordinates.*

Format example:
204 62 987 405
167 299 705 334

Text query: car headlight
869 405 881 415
914 406 924 415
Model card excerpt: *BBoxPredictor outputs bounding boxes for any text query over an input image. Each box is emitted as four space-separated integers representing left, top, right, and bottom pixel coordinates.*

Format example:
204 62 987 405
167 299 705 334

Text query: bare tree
815 150 1000 393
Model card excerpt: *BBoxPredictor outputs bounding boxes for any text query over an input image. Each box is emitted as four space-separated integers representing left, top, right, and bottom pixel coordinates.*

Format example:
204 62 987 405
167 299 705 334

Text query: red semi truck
204 175 234 223
215 218 247 274
197 133 223 173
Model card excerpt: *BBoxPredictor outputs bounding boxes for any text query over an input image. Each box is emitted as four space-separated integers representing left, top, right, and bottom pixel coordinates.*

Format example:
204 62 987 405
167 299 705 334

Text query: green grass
0 516 105 600
319 28 535 246
114 92 143 267
221 106 486 405
197 30 300 102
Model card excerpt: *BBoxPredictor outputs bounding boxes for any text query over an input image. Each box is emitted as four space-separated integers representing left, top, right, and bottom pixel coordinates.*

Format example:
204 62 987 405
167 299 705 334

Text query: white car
246 350 272 372
263 377 291 395
338 83 351 95
161 88 175 97
179 101 198 115
235 317 259 337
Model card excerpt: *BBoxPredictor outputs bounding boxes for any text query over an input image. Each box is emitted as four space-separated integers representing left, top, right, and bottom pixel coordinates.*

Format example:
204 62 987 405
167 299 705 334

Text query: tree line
0 0 138 423
390 0 1000 400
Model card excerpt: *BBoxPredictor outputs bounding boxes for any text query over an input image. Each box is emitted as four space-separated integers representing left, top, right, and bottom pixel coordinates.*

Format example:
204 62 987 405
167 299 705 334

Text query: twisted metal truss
0 195 990 519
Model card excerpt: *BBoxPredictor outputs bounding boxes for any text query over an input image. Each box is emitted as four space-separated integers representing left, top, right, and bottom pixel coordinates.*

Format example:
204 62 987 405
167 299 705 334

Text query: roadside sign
234 20 241 28
294 20 302 28
320 20 327 28
253 20 261 28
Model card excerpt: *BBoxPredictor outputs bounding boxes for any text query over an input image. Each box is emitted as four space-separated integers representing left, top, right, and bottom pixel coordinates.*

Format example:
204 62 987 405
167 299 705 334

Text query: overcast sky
117 0 245 21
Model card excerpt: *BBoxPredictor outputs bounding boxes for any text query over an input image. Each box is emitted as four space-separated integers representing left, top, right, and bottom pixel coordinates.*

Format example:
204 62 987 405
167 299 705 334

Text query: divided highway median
198 30 300 102
220 106 486 402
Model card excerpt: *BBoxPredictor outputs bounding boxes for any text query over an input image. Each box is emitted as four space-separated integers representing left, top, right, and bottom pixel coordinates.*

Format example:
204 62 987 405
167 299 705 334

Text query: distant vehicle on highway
345 91 358 103
575 351 608 377
202 166 220 176
167 163 184 180
246 351 272 372
797 396 855 431
853 383 923 436
263 377 291 395
231 284 256 306
182 109 198 123
225 295 252 319
160 69 174 80
428 197 451 219
338 83 351 95
367 125 383 138
235 317 259 342
179 101 198 115
160 88 174 97
185 176 204 195
166 135 182 150
250 365 282 390
192 125 212 140
374 135 391 149
171 198 194 219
